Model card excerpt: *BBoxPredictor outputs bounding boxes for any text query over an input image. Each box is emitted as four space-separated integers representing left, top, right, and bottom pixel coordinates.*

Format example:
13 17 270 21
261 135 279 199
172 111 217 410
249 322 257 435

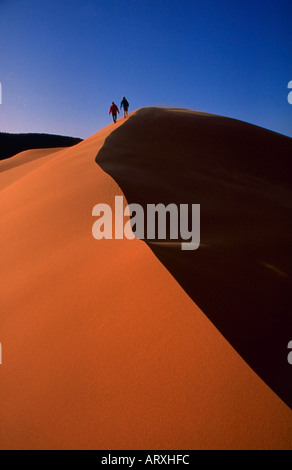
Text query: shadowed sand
0 112 291 450
97 108 292 409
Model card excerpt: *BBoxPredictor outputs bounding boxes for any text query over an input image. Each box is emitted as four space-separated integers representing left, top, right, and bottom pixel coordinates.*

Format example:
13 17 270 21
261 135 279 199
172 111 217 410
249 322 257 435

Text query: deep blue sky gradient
0 0 291 138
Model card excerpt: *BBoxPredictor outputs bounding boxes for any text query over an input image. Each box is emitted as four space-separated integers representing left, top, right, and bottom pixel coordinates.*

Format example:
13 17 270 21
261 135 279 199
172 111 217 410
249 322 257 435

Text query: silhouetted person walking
120 96 129 118
109 102 119 123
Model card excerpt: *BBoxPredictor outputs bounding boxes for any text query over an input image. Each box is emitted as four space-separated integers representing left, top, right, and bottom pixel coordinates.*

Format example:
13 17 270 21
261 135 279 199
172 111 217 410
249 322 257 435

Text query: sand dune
0 148 64 190
0 111 291 450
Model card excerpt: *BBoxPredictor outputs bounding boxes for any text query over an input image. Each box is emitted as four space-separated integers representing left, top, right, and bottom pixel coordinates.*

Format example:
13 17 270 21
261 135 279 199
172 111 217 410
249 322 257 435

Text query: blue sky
0 0 291 138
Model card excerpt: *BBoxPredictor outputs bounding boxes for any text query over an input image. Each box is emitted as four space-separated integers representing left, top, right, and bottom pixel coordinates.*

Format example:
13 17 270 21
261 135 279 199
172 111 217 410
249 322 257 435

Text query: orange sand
0 113 291 449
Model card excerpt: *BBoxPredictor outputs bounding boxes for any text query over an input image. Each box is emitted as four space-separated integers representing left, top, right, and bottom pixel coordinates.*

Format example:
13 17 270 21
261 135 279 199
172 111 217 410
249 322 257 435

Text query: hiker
120 96 129 118
109 102 119 123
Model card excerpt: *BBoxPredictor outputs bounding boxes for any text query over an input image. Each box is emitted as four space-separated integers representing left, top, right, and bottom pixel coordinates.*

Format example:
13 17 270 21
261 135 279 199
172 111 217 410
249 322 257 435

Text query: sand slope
0 148 64 191
0 112 291 449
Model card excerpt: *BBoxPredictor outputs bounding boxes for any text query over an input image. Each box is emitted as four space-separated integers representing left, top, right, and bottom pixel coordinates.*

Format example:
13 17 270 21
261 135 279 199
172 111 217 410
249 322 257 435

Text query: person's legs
112 112 117 123
124 107 128 118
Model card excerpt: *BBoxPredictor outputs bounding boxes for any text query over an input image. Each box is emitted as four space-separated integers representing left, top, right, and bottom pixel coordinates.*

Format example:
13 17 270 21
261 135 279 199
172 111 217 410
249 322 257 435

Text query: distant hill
0 132 83 160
